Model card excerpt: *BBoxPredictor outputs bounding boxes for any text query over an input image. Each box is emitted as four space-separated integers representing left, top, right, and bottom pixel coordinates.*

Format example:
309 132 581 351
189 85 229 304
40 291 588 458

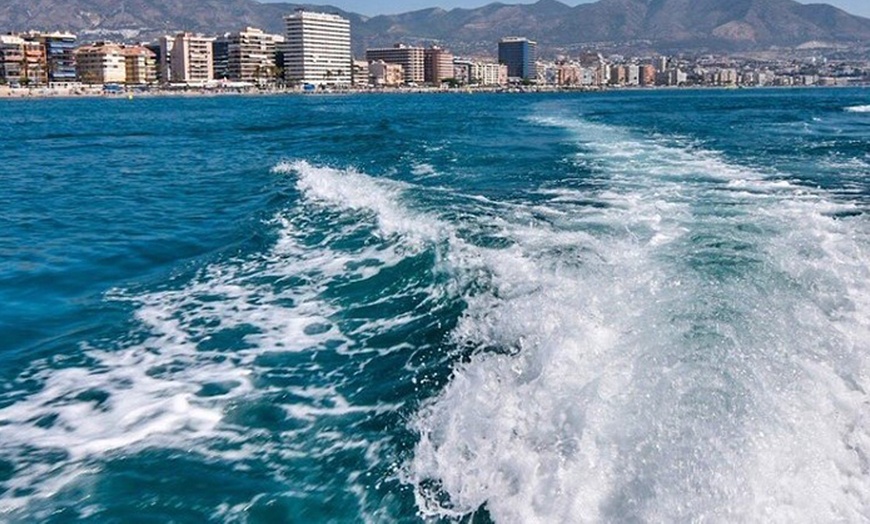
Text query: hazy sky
276 0 870 18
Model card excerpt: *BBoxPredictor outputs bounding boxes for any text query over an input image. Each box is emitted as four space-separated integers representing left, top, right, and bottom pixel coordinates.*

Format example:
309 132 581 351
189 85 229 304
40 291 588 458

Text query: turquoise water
2 89 870 522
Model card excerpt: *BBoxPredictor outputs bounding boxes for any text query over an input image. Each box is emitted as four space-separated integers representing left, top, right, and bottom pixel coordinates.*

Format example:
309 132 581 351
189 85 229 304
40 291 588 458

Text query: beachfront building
424 46 454 84
352 59 369 86
170 33 214 84
227 27 281 83
369 60 404 87
610 64 627 86
628 64 641 86
453 59 507 86
366 44 424 85
498 37 537 81
36 32 77 86
473 61 508 86
284 10 351 86
21 39 47 85
75 42 126 84
124 46 157 85
149 36 174 83
0 35 25 85
557 64 582 86
640 64 656 86
212 35 230 80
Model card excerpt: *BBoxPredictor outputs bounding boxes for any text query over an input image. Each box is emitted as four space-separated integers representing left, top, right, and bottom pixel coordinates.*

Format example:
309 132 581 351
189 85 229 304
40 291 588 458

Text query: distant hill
2 0 870 54
360 0 870 52
0 0 364 42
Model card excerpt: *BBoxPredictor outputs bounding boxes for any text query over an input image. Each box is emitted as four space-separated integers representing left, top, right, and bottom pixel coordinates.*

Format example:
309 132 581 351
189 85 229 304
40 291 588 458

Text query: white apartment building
452 59 507 86
471 61 508 86
170 33 214 84
284 10 352 86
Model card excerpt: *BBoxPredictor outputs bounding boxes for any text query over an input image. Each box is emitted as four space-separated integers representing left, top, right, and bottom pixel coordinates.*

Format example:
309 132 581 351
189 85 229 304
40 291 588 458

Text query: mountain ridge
2 0 869 54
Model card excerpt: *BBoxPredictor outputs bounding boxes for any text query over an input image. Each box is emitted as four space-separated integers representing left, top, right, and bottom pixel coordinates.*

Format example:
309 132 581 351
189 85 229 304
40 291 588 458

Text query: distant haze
265 0 870 18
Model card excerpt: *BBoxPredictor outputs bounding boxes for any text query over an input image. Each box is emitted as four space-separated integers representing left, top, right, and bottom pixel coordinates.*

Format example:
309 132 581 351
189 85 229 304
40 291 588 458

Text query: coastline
0 82 864 100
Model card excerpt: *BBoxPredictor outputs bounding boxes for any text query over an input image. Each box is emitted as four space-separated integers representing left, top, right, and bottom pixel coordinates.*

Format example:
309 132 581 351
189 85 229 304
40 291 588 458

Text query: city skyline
267 0 870 18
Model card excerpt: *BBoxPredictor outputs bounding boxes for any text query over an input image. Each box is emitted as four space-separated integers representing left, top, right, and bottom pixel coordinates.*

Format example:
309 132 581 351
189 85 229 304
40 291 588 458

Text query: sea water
1 89 870 522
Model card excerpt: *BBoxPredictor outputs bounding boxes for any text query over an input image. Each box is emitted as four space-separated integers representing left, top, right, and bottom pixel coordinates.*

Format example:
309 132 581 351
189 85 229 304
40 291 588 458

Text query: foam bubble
845 105 870 113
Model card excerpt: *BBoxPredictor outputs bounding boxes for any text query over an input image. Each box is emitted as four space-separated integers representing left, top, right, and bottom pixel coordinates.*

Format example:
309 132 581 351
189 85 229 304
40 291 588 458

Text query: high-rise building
365 44 424 85
75 42 126 84
284 10 351 86
498 37 536 81
227 27 279 83
123 46 157 84
170 33 214 84
37 32 77 85
424 46 453 84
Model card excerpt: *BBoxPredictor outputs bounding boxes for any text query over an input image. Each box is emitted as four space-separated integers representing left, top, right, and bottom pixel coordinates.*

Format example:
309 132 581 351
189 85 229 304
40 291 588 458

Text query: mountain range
2 0 870 54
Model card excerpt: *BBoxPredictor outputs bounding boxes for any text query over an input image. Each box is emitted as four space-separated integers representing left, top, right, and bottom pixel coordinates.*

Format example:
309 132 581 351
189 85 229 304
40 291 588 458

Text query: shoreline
0 82 865 100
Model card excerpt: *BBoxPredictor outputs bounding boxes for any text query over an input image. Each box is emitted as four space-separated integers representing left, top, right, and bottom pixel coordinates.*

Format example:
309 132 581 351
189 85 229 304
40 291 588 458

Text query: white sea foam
845 105 870 113
0 187 428 516
411 163 438 178
404 113 870 521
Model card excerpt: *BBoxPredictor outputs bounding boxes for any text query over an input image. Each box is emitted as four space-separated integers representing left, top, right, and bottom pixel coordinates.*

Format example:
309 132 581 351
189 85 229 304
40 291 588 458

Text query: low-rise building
0 34 25 85
557 64 581 86
369 60 404 87
453 59 508 86
124 45 157 84
75 42 126 84
366 45 424 85
352 59 369 86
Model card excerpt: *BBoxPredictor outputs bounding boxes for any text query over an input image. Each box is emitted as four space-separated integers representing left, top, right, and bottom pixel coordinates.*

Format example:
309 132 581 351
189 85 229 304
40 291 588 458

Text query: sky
269 0 870 18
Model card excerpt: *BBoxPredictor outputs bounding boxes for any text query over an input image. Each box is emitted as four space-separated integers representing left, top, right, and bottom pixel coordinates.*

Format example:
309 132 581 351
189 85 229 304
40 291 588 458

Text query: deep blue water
2 89 870 522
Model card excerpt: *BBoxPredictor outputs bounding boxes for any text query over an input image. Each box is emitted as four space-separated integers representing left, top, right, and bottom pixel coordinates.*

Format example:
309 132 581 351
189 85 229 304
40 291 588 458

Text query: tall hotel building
498 37 537 81
365 45 424 85
284 10 351 86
